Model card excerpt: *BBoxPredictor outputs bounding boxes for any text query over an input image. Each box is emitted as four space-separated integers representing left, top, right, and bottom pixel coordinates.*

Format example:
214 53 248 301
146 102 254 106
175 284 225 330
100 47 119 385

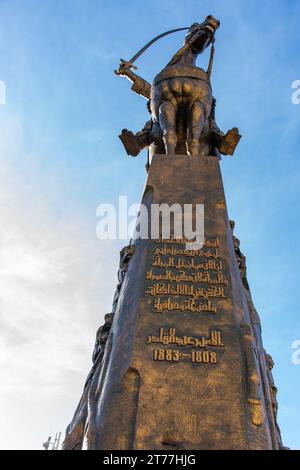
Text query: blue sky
0 0 299 450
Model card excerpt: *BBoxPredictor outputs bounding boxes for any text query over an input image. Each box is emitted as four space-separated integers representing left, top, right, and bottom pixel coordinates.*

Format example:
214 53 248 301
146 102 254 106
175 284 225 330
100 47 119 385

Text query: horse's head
185 16 220 52
203 15 220 34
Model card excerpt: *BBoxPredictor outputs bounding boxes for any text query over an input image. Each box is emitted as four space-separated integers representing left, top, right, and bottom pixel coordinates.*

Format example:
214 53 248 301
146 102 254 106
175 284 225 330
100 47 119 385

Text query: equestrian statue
115 15 241 164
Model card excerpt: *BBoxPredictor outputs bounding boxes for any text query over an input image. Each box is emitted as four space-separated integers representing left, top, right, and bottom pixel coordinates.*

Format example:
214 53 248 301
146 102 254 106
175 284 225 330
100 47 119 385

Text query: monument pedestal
84 154 277 450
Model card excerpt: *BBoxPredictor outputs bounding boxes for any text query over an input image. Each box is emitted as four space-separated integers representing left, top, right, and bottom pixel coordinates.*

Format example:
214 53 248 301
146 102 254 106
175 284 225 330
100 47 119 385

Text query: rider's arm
115 67 151 100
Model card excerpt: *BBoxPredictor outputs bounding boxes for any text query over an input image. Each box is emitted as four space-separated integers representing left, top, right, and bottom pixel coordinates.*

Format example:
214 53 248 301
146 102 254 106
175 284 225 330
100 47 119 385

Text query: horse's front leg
187 101 205 157
159 100 177 155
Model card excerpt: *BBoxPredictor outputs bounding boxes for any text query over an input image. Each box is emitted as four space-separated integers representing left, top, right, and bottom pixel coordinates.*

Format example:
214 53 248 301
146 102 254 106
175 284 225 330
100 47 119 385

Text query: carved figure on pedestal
63 313 113 450
240 323 264 427
112 244 135 313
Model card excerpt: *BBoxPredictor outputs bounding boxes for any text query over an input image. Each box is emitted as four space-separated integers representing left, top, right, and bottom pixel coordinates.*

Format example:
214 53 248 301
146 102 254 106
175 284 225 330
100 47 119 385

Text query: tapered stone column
81 153 277 450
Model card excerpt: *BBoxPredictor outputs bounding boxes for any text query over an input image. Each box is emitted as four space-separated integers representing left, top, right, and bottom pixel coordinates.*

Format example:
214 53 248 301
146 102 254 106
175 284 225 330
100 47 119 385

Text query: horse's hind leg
187 100 205 157
159 101 177 155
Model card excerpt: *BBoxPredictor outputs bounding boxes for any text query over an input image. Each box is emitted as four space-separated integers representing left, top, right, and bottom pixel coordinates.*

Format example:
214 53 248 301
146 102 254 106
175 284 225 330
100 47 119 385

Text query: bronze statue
116 15 240 159
63 17 286 450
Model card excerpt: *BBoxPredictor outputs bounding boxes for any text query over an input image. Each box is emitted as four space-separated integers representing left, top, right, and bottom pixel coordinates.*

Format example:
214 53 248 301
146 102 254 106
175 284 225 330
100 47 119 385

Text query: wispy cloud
0 116 119 450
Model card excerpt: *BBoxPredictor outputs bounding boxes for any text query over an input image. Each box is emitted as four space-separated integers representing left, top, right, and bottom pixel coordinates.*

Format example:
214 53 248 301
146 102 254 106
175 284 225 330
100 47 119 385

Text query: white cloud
0 117 120 449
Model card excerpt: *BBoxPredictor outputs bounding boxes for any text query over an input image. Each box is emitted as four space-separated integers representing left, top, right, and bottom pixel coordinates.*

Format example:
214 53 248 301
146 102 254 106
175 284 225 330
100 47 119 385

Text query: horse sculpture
116 15 220 157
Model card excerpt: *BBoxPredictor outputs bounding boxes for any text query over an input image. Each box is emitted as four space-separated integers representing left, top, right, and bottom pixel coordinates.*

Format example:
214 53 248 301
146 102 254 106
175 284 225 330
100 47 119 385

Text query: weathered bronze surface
62 313 113 450
115 15 240 161
63 16 284 450
64 154 284 450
